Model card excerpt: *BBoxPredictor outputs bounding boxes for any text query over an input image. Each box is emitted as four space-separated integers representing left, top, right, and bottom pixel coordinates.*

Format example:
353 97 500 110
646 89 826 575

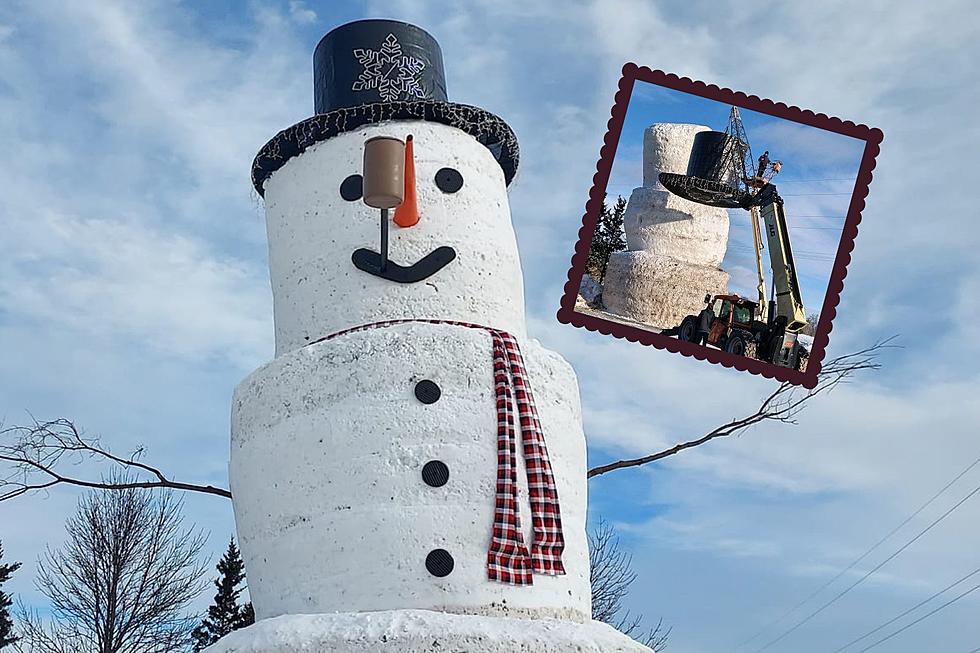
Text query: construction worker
757 150 770 178
696 299 716 346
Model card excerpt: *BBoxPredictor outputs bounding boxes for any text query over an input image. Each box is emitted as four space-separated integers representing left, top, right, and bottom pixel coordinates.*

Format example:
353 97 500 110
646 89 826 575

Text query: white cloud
749 119 866 170
0 210 272 367
16 0 312 220
2 1 980 651
0 0 320 370
588 0 718 85
288 1 317 25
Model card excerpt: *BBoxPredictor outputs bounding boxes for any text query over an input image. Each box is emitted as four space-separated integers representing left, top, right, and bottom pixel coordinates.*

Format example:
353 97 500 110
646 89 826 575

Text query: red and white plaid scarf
308 319 566 586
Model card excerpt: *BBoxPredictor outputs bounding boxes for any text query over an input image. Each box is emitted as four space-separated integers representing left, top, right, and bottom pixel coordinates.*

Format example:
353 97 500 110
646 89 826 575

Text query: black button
426 549 454 577
422 460 449 487
340 174 363 201
414 379 441 404
434 167 463 193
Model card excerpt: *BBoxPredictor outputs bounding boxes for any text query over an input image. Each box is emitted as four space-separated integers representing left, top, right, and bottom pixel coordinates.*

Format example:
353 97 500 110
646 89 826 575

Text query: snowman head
251 20 524 356
261 119 526 355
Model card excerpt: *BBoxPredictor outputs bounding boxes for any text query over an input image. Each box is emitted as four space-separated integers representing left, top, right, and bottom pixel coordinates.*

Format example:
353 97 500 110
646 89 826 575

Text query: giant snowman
208 20 653 652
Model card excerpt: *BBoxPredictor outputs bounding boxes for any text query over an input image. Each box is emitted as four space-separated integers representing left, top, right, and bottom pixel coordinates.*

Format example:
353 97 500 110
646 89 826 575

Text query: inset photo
559 66 882 387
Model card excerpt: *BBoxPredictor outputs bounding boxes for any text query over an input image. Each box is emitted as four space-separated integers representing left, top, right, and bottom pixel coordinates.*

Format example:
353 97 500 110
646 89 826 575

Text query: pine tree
588 195 628 281
0 541 22 649
586 197 612 280
192 538 254 651
607 196 627 252
599 196 628 279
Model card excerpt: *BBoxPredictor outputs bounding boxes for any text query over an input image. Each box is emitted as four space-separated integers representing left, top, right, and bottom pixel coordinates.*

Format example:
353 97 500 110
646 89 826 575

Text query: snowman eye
435 168 463 194
340 174 363 201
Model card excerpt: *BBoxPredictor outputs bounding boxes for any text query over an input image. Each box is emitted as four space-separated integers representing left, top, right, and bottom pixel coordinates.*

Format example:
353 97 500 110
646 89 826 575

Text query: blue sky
604 83 867 321
1 2 979 653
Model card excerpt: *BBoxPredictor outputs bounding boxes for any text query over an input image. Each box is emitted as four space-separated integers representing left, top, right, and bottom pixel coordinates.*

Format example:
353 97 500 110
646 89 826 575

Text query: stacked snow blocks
602 123 730 329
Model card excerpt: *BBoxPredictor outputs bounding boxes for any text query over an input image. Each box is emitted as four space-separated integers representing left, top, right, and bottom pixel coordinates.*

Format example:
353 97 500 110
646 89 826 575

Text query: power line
749 480 980 653
730 213 845 219
606 178 854 186
728 244 835 260
831 565 980 652
851 580 980 653
734 455 980 650
603 179 855 193
776 178 854 183
733 455 980 652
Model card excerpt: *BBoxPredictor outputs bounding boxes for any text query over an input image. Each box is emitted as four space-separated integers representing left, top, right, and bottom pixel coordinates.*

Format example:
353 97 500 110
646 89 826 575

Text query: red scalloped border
556 64 883 389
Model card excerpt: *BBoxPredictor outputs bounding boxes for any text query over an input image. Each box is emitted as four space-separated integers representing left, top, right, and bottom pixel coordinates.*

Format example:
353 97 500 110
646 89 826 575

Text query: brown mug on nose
362 136 405 210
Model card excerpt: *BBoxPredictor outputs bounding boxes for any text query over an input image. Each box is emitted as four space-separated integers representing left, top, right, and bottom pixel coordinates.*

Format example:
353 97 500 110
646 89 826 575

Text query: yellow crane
660 107 809 370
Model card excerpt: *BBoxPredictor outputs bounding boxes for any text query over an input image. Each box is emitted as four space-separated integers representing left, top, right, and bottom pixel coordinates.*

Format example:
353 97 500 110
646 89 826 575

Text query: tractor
677 292 809 371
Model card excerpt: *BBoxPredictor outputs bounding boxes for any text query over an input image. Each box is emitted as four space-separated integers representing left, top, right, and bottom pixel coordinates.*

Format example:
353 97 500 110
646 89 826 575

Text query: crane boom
751 183 807 333
749 205 768 322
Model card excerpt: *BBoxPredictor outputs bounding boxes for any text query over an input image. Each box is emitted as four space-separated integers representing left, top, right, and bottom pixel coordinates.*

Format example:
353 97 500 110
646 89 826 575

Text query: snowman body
230 120 591 622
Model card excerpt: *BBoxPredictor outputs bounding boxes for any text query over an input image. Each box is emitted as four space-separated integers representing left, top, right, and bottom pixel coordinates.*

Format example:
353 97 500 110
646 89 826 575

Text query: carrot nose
393 135 419 228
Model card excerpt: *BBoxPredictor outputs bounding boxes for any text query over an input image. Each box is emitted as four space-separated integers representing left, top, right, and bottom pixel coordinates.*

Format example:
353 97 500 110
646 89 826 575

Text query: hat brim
252 101 519 197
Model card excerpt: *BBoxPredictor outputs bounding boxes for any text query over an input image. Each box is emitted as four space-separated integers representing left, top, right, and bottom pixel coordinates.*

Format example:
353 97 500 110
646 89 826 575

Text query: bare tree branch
589 519 670 651
641 617 672 652
13 603 92 653
588 338 897 479
14 471 210 653
0 418 231 502
1 340 895 504
589 519 637 624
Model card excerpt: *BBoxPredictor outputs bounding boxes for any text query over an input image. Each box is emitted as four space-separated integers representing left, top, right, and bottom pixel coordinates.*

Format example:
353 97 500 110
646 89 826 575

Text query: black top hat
252 19 519 196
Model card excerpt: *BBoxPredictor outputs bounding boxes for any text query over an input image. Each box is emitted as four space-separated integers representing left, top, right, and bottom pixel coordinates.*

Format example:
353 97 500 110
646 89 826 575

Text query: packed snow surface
204 609 654 652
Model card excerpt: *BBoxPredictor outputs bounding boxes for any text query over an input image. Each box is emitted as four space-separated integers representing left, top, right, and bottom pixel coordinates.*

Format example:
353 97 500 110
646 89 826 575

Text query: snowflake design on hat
352 33 426 102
